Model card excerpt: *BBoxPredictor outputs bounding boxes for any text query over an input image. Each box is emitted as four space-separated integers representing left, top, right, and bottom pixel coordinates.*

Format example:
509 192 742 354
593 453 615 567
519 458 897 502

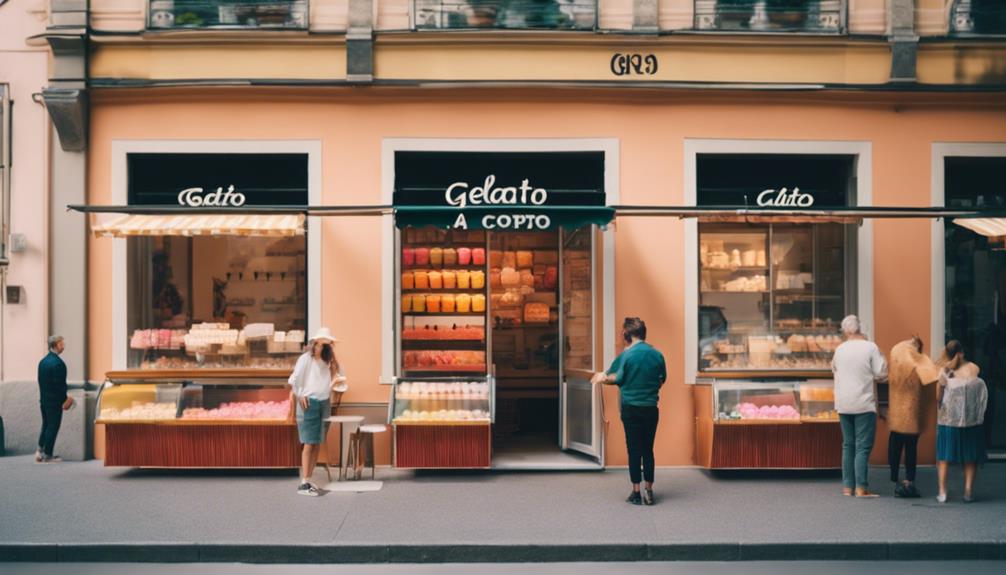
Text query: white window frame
110 139 322 370
684 138 873 384
380 138 620 383
930 143 1006 353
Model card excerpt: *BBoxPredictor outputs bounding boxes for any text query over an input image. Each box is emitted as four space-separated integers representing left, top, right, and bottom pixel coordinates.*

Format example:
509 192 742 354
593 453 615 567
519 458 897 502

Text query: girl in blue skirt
936 340 989 503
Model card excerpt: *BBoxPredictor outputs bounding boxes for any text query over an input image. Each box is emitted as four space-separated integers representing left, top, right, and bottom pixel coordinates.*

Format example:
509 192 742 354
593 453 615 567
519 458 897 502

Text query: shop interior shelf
403 242 488 247
402 265 487 271
401 288 487 293
403 365 488 373
491 324 556 330
401 340 485 350
701 266 769 272
701 290 769 294
403 312 485 317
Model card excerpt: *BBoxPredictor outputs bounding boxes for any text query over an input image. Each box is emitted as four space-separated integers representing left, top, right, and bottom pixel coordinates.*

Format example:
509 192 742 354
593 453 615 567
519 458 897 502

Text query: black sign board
128 153 309 207
697 154 855 208
393 151 610 230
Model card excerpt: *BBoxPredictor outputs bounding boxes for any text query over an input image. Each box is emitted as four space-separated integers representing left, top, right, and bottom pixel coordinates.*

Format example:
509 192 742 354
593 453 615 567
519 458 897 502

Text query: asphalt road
1 562 1004 575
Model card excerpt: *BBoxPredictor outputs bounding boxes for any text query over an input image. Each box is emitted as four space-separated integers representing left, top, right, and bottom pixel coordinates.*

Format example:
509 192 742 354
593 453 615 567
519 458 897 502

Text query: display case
389 377 494 469
697 380 842 469
713 381 800 423
97 374 299 468
698 223 849 375
797 380 838 422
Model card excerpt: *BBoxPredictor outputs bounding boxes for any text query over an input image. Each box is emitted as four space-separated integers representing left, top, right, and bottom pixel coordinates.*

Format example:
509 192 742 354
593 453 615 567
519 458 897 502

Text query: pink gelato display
181 400 291 421
736 402 800 421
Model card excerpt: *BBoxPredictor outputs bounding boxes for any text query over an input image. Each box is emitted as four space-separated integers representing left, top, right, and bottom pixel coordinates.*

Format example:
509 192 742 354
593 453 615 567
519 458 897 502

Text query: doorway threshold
492 435 602 470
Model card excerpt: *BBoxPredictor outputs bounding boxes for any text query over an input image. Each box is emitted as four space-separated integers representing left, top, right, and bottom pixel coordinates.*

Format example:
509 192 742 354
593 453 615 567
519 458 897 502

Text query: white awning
954 218 1006 238
91 214 305 238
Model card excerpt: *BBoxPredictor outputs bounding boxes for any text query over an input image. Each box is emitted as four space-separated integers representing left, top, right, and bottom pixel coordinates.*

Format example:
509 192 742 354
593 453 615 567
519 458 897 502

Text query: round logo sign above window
177 186 247 207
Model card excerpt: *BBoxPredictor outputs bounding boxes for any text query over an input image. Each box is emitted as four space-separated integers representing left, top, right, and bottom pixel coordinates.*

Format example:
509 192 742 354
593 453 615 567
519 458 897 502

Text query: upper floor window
414 0 597 30
149 0 309 30
694 0 843 33
951 0 1006 36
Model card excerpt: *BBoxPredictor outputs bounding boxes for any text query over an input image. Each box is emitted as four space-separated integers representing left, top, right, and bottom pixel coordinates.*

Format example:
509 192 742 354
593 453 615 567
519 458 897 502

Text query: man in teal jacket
592 317 666 505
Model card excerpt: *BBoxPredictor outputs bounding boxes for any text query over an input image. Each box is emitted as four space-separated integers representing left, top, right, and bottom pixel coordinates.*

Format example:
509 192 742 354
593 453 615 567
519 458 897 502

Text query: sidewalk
1 455 1004 563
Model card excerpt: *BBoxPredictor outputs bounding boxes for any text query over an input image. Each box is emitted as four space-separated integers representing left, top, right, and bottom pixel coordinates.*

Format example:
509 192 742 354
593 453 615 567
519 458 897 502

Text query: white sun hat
310 327 338 343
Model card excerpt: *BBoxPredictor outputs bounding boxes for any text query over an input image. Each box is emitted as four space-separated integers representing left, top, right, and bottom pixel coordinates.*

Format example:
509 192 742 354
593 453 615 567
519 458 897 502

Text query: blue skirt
936 425 988 464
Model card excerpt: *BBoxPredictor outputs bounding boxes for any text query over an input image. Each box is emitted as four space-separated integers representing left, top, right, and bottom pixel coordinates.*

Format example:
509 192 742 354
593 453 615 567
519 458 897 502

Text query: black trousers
38 403 63 457
621 404 659 485
888 431 919 483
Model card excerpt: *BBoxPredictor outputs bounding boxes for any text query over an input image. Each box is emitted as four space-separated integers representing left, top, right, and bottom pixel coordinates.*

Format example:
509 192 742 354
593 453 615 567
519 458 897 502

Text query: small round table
324 415 365 482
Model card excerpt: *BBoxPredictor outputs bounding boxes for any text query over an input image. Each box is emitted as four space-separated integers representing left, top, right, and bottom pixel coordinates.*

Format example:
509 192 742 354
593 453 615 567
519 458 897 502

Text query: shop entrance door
945 156 1006 456
559 227 604 464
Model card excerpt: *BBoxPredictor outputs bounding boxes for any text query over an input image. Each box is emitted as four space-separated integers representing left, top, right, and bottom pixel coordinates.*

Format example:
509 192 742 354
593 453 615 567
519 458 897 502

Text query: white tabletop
326 415 365 423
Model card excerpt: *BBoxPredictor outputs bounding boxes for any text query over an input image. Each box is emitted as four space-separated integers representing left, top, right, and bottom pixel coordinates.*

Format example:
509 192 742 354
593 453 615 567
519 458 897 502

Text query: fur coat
887 339 942 435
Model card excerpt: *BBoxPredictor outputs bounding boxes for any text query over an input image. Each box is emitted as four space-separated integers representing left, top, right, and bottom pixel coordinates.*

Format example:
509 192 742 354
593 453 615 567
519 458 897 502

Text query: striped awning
954 218 1006 238
91 213 305 238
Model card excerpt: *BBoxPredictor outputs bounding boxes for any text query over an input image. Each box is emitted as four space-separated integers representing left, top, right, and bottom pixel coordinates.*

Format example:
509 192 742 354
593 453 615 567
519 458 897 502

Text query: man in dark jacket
36 335 72 463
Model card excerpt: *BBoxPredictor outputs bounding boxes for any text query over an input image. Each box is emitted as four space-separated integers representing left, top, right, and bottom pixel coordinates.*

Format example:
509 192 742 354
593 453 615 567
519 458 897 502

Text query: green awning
394 205 614 230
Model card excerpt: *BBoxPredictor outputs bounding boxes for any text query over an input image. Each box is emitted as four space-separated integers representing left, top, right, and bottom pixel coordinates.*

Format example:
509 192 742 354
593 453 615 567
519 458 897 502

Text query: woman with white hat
288 327 347 496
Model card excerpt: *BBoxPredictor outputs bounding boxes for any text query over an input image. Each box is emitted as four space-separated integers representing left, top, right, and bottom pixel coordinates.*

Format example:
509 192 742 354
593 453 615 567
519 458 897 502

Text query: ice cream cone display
470 270 485 289
401 271 415 290
414 270 430 289
428 270 443 289
442 270 456 289
457 247 472 265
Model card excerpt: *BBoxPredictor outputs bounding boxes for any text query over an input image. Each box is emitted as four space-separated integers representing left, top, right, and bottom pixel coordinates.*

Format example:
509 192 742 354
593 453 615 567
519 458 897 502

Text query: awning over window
91 213 305 238
953 218 1006 238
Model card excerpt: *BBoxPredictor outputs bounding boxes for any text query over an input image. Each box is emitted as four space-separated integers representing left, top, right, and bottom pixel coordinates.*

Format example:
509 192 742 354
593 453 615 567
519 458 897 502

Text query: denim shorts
295 397 331 445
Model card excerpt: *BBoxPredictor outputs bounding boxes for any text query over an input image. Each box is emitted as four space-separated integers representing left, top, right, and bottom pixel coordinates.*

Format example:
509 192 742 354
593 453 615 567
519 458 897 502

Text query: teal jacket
606 341 667 407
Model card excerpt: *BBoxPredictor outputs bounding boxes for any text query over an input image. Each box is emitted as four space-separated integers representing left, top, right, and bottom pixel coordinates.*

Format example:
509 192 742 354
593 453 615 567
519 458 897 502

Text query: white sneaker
936 492 947 503
297 482 321 497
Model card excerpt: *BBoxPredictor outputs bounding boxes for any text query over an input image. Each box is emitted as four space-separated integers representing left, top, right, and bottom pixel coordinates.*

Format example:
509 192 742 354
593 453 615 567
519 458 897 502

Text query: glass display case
712 381 800 422
390 378 494 424
699 222 849 373
97 378 293 423
96 382 183 421
797 380 838 421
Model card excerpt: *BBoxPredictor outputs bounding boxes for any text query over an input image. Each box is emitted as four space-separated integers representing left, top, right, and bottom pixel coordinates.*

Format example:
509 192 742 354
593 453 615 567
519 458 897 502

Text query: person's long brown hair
939 340 965 371
313 341 341 376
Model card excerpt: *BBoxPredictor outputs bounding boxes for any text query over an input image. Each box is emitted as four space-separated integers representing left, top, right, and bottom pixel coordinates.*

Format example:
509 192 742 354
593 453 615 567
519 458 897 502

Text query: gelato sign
756 187 814 208
444 175 551 230
177 185 247 208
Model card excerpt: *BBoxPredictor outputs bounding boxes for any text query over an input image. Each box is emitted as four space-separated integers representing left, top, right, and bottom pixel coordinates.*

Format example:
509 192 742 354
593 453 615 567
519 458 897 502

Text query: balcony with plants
413 0 597 30
693 0 843 33
148 0 310 29
950 0 1006 36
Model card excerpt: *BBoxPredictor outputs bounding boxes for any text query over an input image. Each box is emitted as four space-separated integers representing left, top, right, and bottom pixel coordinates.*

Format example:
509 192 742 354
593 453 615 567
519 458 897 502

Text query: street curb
1 542 1004 563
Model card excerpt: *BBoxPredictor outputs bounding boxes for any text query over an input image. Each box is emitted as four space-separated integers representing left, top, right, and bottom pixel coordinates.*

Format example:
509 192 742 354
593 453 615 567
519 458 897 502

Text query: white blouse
288 352 342 401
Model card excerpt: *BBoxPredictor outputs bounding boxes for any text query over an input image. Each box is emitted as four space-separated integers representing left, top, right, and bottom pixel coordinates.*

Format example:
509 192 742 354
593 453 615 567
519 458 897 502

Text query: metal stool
323 415 364 482
347 424 387 480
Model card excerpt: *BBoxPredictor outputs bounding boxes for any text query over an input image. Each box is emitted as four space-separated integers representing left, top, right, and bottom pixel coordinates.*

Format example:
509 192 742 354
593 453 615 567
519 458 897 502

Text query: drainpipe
888 0 919 83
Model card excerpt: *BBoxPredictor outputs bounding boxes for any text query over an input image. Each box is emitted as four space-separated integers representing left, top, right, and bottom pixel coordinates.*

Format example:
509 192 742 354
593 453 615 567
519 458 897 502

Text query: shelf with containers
96 372 298 468
698 223 850 376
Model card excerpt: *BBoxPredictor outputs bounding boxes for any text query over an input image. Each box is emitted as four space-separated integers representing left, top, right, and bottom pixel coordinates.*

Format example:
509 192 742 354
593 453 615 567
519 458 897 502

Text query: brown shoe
855 488 879 498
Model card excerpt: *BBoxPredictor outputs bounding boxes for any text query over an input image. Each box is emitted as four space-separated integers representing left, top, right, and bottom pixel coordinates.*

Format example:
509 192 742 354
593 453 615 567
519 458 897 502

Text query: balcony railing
414 0 597 30
951 0 1006 36
148 0 309 30
694 0 843 33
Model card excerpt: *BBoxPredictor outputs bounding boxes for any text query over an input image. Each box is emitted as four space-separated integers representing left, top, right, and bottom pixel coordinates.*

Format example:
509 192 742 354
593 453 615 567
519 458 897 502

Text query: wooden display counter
694 383 842 469
393 422 492 469
103 421 299 468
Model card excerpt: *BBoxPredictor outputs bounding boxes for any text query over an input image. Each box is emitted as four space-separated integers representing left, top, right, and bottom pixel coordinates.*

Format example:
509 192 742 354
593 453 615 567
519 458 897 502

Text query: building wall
86 88 1006 465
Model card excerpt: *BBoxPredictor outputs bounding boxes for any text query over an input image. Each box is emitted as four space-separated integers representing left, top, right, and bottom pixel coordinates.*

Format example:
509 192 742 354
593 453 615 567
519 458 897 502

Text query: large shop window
697 154 857 374
124 153 308 370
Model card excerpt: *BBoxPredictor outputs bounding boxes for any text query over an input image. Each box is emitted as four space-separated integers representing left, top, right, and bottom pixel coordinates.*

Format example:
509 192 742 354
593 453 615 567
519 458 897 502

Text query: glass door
945 156 1006 453
559 226 603 463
